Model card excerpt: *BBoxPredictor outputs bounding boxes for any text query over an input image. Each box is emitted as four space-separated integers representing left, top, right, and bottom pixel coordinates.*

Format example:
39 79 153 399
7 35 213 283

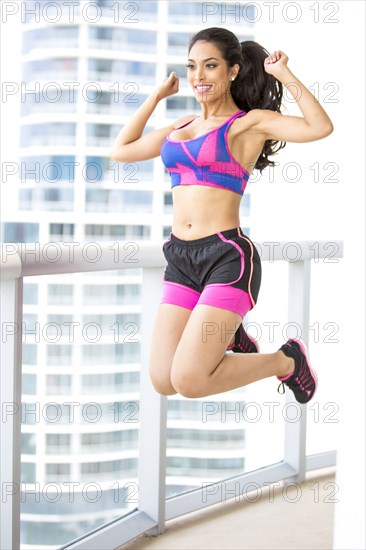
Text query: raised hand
155 71 180 101
263 50 289 79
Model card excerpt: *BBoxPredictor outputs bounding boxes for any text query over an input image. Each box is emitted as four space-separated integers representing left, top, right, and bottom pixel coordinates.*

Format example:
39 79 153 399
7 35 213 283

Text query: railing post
0 277 23 550
138 266 167 535
284 259 311 483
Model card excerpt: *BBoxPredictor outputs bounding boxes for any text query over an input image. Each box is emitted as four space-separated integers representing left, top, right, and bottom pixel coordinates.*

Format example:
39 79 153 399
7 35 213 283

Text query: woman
110 27 333 404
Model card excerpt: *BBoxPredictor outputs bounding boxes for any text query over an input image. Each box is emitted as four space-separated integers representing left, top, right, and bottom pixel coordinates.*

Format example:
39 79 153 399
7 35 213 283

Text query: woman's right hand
154 71 179 101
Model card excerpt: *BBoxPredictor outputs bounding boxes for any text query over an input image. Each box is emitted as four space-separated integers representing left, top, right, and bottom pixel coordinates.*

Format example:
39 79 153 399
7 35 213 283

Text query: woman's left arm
251 50 334 143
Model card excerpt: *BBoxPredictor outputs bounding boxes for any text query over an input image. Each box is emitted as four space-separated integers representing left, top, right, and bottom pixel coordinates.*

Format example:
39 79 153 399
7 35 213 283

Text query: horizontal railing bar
0 240 343 280
59 510 156 550
306 450 337 471
0 250 22 280
165 461 297 521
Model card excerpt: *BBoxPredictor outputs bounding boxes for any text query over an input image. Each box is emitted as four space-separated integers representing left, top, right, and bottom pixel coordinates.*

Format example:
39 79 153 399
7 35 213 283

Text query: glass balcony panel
21 123 76 147
84 223 150 242
166 96 199 119
168 1 255 25
21 91 78 116
166 260 289 499
23 59 78 82
80 429 139 453
19 187 74 212
86 123 125 147
46 374 72 396
20 269 141 548
22 26 79 53
167 32 190 56
45 433 72 454
85 189 153 214
306 259 344 456
88 59 156 85
81 371 140 395
84 155 153 185
89 27 156 52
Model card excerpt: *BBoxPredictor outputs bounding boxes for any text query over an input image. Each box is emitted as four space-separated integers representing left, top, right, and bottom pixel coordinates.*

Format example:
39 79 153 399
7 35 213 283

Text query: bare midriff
171 185 241 240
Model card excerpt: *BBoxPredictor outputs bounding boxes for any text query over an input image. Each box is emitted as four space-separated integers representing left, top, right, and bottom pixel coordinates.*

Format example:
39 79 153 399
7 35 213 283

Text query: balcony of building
0 237 364 550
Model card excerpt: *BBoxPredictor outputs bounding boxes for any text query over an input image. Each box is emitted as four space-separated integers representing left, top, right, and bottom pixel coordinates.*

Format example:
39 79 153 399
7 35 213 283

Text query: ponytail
188 28 286 173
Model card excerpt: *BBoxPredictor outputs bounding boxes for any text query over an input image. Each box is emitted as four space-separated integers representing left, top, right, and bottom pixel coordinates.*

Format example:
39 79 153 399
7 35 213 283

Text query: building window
3 222 39 243
21 122 76 147
167 428 245 449
24 58 77 81
22 26 79 54
89 26 156 51
168 32 190 53
22 374 37 395
21 434 36 455
83 284 141 305
163 226 171 238
23 283 38 305
85 189 153 213
48 284 73 305
46 374 72 395
46 434 71 454
167 95 198 115
45 463 71 481
21 89 78 116
81 343 140 366
49 223 74 239
81 372 140 394
46 345 73 366
164 192 173 214
240 193 251 217
21 462 36 483
80 458 138 479
84 224 150 240
22 344 37 366
166 456 244 476
82 313 140 327
81 430 138 452
20 155 76 182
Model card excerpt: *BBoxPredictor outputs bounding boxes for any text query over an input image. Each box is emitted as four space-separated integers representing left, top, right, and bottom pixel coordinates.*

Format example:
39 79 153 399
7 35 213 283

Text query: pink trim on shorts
160 281 200 310
236 228 256 308
197 285 253 317
217 231 244 284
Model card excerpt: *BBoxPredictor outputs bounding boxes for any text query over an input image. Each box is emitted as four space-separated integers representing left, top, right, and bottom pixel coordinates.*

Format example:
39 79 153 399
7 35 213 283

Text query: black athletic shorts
161 226 261 317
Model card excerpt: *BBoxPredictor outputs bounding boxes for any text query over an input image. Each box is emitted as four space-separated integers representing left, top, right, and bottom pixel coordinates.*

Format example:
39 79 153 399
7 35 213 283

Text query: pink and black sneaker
227 323 260 354
277 338 318 403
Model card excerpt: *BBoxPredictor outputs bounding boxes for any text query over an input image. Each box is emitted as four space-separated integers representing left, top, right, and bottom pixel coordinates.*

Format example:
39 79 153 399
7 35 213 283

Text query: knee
170 370 206 399
149 369 177 396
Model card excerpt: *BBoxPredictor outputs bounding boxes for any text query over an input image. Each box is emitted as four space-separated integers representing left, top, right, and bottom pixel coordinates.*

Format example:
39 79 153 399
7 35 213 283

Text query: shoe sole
290 337 318 399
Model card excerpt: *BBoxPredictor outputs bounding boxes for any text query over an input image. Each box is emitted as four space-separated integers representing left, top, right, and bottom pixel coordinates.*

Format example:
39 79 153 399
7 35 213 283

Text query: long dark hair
188 27 286 173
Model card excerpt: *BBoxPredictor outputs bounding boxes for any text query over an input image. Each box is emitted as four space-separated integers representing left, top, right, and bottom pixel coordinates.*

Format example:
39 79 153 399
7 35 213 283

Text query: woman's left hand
264 50 289 78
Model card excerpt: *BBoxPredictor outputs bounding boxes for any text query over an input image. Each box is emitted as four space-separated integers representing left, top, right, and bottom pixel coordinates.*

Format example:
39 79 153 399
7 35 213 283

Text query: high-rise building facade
2 2 257 547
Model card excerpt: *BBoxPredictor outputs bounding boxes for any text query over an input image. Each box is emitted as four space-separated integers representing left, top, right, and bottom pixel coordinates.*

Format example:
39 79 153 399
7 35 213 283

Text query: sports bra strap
174 116 198 130
226 110 246 124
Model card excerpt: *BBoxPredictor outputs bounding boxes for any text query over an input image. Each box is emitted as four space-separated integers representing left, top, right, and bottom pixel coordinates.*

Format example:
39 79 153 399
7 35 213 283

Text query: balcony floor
119 468 336 550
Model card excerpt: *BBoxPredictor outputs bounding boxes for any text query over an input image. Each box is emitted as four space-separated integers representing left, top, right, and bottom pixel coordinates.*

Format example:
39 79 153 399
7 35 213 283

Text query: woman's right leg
149 303 192 395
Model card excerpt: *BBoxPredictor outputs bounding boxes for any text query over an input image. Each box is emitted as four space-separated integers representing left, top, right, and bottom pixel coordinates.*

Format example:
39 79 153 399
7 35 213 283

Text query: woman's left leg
170 304 294 398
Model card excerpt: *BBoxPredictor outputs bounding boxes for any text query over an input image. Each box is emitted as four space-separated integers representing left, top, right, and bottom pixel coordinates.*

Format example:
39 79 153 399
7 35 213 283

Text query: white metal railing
0 239 343 550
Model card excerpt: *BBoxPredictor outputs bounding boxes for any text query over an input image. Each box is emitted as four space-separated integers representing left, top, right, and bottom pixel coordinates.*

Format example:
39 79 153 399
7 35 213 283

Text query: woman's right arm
109 72 193 163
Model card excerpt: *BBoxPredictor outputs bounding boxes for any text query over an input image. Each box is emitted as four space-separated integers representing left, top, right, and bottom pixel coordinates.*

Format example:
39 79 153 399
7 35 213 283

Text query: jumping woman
110 27 333 403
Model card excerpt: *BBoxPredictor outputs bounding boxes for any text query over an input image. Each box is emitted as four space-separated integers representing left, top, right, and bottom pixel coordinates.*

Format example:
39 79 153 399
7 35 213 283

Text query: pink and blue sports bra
160 109 250 196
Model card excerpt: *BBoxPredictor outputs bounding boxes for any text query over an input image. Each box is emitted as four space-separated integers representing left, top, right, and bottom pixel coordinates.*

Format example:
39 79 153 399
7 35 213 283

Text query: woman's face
186 40 238 104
